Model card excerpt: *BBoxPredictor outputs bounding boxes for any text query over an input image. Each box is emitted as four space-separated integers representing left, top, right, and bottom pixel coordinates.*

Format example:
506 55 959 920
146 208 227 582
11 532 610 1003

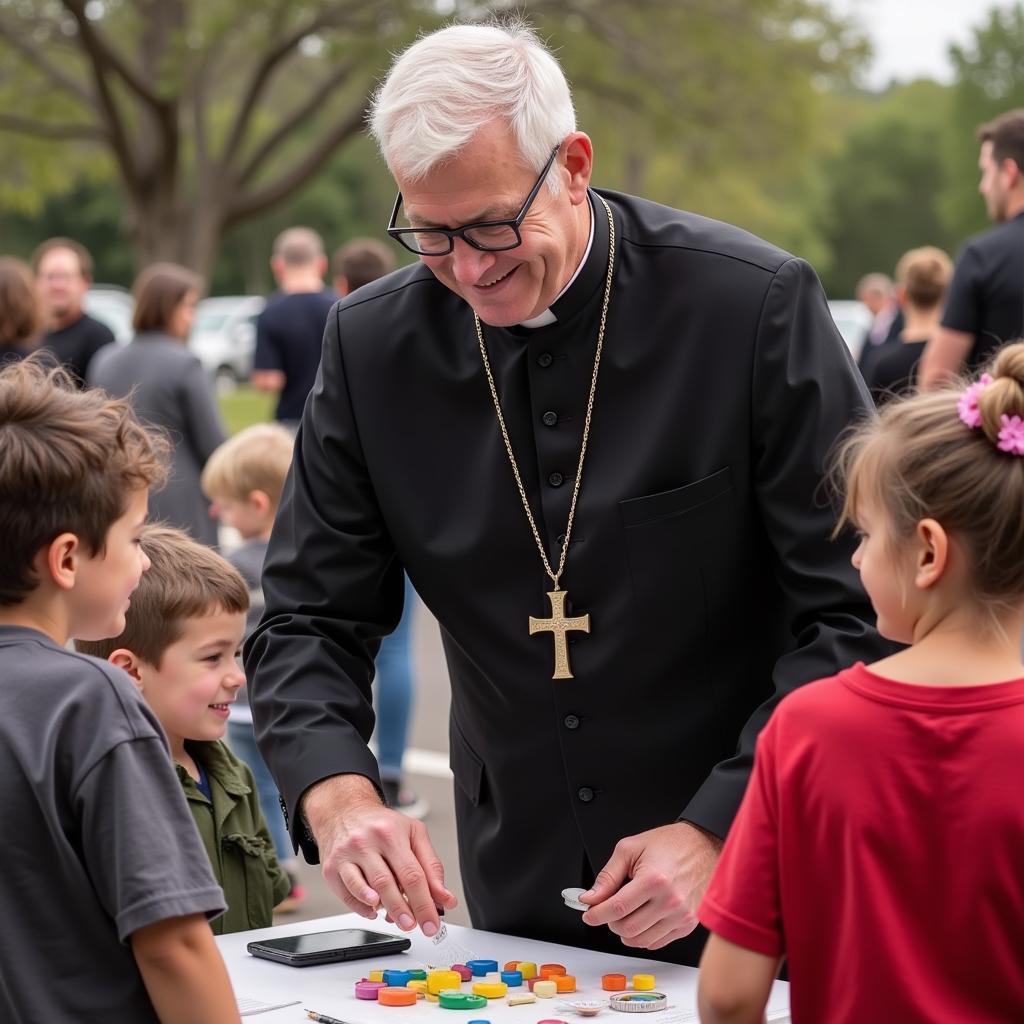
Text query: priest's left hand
579 821 723 950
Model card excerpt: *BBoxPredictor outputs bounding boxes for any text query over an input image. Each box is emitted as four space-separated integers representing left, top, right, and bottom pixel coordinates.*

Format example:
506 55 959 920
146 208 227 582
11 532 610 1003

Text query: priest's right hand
301 773 458 937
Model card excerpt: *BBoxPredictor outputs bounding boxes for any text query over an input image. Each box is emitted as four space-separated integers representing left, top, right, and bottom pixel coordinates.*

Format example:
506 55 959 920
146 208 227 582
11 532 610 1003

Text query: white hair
368 22 576 195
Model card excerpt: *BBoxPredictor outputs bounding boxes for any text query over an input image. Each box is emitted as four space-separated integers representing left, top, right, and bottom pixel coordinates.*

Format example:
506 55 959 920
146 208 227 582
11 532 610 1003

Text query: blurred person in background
860 247 952 405
855 272 903 370
32 238 114 386
0 258 44 363
921 109 1024 387
90 263 225 547
251 227 336 428
333 237 427 820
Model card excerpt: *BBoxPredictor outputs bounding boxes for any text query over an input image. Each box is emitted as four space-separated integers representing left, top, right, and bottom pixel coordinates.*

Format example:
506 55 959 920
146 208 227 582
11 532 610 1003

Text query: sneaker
382 777 430 820
275 872 307 914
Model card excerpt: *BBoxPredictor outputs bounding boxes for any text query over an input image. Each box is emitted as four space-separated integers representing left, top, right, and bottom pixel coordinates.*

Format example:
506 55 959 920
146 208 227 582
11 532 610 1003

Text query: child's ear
109 649 144 690
248 489 273 515
41 533 82 591
914 518 948 590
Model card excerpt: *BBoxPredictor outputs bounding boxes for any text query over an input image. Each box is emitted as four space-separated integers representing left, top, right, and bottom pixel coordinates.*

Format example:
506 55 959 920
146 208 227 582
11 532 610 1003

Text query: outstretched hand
579 822 723 950
302 774 458 937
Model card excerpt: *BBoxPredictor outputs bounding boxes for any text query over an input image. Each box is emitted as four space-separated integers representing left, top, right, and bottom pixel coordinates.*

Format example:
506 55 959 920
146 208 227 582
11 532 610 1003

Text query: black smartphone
247 927 412 967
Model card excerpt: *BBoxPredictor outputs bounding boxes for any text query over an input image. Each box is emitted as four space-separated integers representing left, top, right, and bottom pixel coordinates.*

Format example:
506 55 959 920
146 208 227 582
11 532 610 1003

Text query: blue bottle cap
383 969 413 987
500 971 523 987
466 960 499 977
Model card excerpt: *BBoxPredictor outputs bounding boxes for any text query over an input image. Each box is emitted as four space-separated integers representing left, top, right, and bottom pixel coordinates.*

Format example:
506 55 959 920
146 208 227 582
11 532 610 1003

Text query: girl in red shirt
698 344 1024 1023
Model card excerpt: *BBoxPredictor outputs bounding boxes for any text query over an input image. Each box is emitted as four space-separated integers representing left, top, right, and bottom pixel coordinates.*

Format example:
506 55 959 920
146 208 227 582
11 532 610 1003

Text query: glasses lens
464 224 520 250
404 230 452 255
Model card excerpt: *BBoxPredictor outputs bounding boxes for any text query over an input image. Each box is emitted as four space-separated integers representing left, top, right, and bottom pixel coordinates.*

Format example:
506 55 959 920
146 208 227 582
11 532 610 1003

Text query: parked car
827 299 872 360
189 295 265 393
84 285 134 345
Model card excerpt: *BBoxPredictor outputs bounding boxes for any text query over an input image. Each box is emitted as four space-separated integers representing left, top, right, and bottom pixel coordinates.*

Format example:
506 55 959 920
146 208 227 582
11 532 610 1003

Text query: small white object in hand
561 886 589 911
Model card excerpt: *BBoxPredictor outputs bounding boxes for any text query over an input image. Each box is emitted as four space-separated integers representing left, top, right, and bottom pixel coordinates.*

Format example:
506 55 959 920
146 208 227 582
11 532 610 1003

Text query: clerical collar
518 193 598 329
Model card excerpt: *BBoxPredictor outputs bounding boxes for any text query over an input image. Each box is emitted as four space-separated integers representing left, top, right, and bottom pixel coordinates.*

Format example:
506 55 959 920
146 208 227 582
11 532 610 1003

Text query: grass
218 385 276 435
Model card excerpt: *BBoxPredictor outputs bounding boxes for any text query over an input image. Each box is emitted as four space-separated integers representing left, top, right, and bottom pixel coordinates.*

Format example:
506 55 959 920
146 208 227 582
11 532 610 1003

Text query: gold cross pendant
529 589 591 679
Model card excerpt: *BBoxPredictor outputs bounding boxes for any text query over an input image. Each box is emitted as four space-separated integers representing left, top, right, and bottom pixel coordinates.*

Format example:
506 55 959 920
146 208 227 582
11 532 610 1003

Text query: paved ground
272 596 472 927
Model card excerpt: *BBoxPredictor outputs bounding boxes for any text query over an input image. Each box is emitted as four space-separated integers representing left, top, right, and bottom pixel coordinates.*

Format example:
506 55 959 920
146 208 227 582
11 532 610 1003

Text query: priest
245 21 890 966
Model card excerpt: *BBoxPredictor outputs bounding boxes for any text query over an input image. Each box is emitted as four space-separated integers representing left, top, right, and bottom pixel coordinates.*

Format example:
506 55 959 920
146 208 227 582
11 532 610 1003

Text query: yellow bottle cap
632 974 656 990
471 982 509 999
534 981 558 998
427 971 463 995
517 961 538 980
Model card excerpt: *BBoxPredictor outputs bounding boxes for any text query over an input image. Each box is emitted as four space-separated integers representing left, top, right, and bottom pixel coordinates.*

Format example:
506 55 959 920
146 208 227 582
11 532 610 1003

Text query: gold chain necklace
474 194 615 680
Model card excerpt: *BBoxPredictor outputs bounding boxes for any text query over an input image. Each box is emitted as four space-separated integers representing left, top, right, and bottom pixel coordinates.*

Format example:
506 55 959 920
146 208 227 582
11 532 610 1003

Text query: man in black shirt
251 227 337 426
32 238 114 386
247 22 889 965
921 109 1024 386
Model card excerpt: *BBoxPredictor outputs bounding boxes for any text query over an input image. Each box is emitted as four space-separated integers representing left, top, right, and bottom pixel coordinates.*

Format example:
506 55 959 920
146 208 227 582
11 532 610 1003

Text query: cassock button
537 352 554 368
548 472 564 487
564 714 580 730
577 786 594 803
542 410 558 427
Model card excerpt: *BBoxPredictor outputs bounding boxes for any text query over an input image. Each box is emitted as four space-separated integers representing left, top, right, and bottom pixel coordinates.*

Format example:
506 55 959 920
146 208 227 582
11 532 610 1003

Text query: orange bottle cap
602 974 627 991
379 987 418 1006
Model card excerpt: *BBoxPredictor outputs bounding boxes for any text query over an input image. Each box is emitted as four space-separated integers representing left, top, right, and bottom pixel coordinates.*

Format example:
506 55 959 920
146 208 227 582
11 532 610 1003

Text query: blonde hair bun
978 342 1024 441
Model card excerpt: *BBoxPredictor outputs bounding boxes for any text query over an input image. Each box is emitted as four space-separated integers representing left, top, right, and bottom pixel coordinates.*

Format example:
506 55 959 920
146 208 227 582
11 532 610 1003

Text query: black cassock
246 188 891 965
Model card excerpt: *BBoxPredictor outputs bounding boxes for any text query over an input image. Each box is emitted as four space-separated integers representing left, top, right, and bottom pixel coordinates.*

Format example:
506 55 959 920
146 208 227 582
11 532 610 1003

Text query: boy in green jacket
79 525 290 933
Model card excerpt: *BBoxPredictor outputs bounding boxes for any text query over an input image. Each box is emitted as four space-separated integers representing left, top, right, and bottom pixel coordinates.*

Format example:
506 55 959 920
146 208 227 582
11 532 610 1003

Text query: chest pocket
619 467 736 646
222 832 276 931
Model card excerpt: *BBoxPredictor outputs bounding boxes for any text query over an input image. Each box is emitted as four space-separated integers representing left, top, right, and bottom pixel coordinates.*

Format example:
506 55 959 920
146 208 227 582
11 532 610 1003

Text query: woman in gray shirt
90 264 225 547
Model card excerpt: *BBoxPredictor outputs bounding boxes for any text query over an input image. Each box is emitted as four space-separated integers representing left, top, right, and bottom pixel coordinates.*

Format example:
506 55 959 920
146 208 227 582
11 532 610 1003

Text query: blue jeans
374 574 415 780
226 718 293 865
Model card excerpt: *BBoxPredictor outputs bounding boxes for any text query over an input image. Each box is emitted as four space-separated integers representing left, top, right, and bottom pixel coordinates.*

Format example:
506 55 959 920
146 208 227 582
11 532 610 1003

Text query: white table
217 913 790 1022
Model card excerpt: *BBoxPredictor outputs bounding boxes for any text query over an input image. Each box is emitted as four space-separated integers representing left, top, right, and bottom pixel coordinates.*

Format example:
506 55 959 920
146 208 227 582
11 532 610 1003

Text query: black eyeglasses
386 146 560 256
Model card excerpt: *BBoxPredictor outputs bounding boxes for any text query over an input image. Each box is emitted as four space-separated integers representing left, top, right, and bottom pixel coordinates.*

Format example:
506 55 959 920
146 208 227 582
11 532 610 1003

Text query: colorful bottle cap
428 971 464 995
368 970 385 982
631 975 655 991
355 980 387 1000
561 1001 604 1017
407 968 428 981
507 993 537 1006
517 961 538 980
483 972 502 982
538 1019 571 1024
471 982 508 999
500 971 523 987
451 964 474 982
466 959 499 977
407 981 428 996
540 964 567 979
553 975 576 993
610 993 667 1013
534 981 558 999
439 992 489 1010
504 961 521 972
379 987 418 1006
384 969 413 987
602 974 627 991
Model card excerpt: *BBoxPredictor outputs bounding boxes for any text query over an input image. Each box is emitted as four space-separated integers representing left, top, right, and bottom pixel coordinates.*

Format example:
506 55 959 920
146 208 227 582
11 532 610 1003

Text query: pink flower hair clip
998 414 1024 456
957 373 1024 456
956 373 992 430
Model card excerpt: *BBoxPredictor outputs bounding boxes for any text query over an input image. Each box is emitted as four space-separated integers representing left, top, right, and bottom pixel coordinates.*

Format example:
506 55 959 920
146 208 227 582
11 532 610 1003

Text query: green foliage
818 80 955 296
942 3 1024 243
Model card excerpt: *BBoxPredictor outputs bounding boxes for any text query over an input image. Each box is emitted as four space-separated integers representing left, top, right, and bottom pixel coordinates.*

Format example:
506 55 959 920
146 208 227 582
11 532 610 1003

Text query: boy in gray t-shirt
0 360 239 1023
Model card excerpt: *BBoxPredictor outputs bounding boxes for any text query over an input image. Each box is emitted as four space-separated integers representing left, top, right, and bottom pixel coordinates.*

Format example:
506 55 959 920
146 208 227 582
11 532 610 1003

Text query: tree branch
60 0 165 111
224 97 369 227
0 113 107 141
235 60 360 186
0 18 94 106
220 0 366 162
